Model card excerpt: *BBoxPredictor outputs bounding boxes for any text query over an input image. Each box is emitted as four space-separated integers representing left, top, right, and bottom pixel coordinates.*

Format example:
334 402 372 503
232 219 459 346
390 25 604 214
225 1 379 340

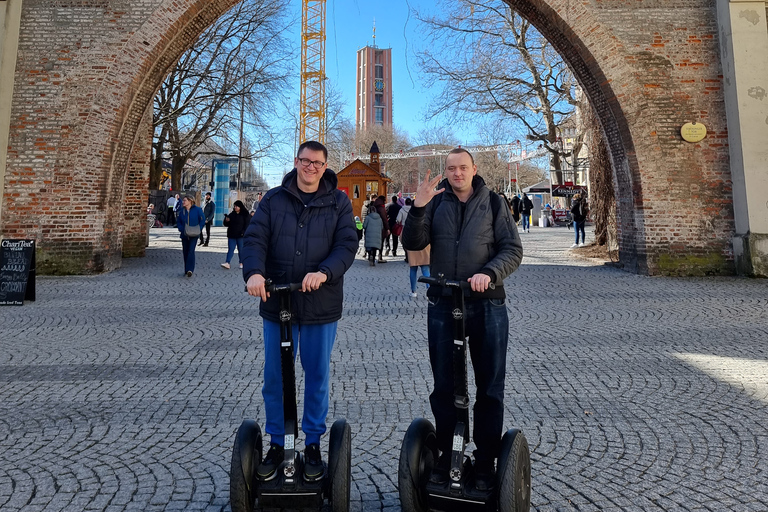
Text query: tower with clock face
356 46 392 132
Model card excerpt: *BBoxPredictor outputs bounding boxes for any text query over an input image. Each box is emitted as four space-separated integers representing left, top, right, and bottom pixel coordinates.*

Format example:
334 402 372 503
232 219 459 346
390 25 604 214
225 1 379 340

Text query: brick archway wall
3 0 734 275
508 0 733 275
3 0 240 274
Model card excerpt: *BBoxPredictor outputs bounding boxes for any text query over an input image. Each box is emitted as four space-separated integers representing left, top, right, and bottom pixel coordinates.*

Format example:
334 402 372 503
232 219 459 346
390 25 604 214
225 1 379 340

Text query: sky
258 0 463 185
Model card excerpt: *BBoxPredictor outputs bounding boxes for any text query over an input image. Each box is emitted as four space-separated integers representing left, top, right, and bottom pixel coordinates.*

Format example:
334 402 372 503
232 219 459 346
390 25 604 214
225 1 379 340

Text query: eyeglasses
298 157 326 169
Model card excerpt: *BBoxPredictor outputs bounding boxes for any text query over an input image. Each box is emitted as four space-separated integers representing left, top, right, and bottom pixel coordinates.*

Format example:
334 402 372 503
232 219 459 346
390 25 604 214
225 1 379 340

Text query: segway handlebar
243 280 304 294
418 274 495 291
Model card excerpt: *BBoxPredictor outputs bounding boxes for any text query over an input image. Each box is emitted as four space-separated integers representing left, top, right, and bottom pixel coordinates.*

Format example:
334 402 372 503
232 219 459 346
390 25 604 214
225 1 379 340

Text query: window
375 64 383 79
375 108 384 124
375 93 384 106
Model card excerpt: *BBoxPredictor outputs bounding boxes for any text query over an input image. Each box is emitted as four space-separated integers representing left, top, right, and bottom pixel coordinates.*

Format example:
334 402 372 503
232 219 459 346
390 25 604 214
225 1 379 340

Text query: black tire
497 429 531 512
398 418 438 512
230 420 262 512
328 419 351 512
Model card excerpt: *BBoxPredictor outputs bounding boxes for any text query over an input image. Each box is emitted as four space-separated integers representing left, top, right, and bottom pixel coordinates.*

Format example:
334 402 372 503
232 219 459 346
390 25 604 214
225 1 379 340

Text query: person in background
221 200 250 269
354 215 364 254
570 193 589 247
363 204 384 266
520 192 533 233
166 193 178 227
199 192 215 246
373 195 389 263
176 194 206 277
397 198 430 297
510 194 521 224
361 193 375 223
385 195 402 257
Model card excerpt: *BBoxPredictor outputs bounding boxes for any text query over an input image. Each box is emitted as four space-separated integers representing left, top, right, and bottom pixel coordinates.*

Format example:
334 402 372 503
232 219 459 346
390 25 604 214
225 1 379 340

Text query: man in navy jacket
242 140 358 482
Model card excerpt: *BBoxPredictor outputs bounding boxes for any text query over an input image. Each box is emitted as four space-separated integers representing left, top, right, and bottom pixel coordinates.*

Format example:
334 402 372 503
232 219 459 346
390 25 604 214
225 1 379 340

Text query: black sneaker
429 451 451 485
472 459 496 492
257 443 284 481
303 443 324 481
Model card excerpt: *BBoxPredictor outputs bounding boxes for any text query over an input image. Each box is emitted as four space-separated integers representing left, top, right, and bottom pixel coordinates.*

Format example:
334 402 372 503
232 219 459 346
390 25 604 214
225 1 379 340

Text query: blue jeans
427 296 509 463
226 237 243 264
180 236 197 273
409 265 431 293
262 319 338 447
521 213 530 231
574 220 586 244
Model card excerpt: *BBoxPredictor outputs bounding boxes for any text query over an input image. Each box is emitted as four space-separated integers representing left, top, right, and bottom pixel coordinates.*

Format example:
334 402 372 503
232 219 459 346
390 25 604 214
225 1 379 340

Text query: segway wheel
328 419 352 512
398 418 438 512
497 428 531 512
230 420 263 512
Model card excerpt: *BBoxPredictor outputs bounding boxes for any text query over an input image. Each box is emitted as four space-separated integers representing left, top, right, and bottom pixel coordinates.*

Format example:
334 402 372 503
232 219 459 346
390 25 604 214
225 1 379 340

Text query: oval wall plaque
681 122 707 143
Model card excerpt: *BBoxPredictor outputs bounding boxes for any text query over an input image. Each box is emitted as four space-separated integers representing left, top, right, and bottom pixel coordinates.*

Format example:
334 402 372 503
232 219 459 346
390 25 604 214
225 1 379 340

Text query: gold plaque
680 122 707 143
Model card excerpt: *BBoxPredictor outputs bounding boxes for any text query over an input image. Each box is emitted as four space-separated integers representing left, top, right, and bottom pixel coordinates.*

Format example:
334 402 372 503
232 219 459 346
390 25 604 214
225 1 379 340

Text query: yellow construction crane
300 0 326 145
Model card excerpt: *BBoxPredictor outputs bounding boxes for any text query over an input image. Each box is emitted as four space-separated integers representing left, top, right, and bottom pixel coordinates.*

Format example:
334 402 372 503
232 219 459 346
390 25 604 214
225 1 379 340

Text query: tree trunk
171 155 187 192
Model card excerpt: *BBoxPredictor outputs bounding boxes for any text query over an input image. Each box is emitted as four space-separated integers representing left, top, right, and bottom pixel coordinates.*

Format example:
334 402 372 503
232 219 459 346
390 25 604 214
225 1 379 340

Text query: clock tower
356 45 392 131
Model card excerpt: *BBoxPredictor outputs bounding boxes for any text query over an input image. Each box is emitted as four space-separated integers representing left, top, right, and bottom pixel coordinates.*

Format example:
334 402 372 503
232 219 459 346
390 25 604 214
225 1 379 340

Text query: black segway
231 280 351 512
398 274 531 512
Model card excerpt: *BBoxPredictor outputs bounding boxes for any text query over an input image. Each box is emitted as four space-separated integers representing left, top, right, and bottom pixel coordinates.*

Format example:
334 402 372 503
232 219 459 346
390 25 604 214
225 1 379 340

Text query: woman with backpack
570 193 589 247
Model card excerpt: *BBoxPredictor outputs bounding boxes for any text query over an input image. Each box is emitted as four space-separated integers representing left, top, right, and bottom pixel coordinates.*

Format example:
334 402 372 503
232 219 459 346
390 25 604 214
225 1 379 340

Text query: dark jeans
386 232 399 254
199 221 212 244
574 220 586 244
180 236 197 273
427 296 509 464
167 207 176 226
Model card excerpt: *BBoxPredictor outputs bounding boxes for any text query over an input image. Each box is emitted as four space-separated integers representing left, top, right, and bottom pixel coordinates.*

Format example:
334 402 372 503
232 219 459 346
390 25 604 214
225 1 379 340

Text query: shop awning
523 180 551 193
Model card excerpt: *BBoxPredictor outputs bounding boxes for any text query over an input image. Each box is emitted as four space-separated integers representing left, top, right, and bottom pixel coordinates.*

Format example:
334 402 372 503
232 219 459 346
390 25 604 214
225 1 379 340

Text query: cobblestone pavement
1 226 767 512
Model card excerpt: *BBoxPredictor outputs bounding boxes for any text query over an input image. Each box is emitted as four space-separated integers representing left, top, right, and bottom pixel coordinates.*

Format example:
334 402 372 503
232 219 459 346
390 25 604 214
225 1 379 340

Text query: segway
398 274 530 512
231 280 351 512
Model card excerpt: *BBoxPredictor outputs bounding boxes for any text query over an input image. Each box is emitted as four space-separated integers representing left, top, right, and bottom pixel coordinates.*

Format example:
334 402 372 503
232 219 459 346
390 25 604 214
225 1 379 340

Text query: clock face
374 79 385 92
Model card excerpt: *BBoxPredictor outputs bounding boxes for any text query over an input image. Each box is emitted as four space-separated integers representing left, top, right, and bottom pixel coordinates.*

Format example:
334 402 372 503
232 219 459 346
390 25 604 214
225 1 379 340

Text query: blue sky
259 0 462 184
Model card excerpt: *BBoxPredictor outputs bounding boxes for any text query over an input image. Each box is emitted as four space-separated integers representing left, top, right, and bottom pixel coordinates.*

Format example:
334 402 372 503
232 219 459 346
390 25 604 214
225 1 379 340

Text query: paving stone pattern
1 227 766 511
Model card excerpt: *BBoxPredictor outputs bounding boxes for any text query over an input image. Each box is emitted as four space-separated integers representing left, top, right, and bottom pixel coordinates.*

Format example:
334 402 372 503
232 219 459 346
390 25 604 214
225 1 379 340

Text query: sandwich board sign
0 239 36 305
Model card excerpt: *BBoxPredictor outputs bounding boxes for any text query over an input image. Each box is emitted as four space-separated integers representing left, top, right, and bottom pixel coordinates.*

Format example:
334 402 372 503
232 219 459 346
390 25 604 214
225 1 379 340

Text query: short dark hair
392 195 398 203
447 147 475 165
297 140 328 160
205 192 211 197
405 197 412 205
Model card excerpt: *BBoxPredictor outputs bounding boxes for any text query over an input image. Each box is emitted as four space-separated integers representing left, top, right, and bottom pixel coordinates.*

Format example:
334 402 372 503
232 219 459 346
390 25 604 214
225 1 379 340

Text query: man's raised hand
413 170 445 208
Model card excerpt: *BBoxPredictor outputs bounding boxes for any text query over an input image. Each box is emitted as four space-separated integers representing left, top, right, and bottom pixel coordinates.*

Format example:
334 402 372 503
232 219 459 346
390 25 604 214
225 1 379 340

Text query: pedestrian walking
176 194 206 277
402 148 523 492
363 204 384 265
199 192 215 246
242 140 358 482
520 193 533 232
385 195 402 257
221 200 250 269
571 193 589 247
397 198 430 297
166 193 179 226
510 194 521 224
361 193 375 223
373 195 389 263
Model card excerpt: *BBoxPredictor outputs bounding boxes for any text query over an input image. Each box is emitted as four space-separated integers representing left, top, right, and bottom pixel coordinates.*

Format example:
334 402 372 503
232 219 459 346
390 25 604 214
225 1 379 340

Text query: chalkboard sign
0 239 36 305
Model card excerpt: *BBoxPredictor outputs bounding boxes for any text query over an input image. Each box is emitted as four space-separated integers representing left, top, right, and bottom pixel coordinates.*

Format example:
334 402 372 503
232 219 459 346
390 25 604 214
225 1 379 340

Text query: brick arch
505 0 732 275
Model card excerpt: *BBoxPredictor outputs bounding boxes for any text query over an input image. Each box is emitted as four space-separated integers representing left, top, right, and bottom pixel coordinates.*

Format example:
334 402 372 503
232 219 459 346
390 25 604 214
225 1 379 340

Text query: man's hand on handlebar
246 273 269 301
467 273 491 293
302 271 327 293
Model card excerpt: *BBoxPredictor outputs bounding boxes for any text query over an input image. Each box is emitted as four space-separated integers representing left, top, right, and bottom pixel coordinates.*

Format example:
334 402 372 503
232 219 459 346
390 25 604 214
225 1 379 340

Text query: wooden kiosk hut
336 142 392 218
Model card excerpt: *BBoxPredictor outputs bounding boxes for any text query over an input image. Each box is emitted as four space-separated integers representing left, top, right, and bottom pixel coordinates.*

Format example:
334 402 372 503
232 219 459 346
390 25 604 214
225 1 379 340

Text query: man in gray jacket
402 148 523 493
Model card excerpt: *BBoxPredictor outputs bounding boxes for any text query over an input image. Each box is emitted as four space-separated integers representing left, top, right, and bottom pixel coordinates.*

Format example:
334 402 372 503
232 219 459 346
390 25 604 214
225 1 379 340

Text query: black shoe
472 460 496 492
303 444 324 481
203 242 208 246
185 271 192 277
429 452 451 485
257 443 284 481
197 241 203 246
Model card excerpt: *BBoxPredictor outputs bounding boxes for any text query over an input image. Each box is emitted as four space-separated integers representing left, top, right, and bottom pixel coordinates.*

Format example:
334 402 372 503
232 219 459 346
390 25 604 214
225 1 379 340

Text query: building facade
356 46 392 131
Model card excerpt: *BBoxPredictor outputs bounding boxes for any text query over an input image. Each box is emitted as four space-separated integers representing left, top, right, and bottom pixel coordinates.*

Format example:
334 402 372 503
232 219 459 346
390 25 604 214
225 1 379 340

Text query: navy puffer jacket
241 168 358 324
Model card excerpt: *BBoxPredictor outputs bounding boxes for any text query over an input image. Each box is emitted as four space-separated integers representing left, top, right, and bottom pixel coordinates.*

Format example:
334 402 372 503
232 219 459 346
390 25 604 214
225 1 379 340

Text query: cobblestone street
1 226 766 511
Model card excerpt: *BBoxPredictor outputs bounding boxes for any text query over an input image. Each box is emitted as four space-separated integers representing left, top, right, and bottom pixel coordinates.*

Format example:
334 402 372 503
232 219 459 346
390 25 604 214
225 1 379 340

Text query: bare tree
414 0 584 173
151 0 294 191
